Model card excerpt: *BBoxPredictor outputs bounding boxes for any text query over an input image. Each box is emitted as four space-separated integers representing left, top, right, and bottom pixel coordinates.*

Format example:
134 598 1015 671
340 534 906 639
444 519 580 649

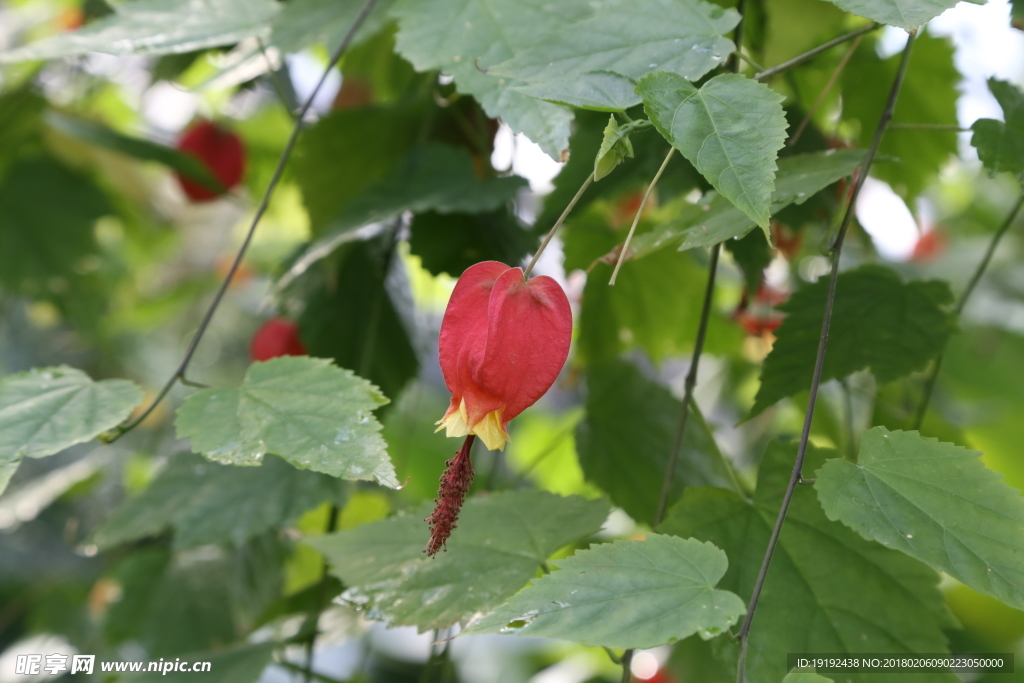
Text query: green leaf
392 0 593 158
0 0 280 62
575 360 736 526
660 440 958 683
119 643 275 683
638 72 788 231
971 79 1024 178
751 265 956 417
307 490 609 631
595 115 635 181
822 0 958 30
517 72 640 112
298 238 419 402
462 535 746 648
44 111 223 192
628 150 865 259
270 0 394 54
842 33 958 198
784 674 834 683
0 156 111 291
409 210 533 278
175 356 397 487
491 0 738 112
0 367 142 487
93 453 347 550
815 427 1024 610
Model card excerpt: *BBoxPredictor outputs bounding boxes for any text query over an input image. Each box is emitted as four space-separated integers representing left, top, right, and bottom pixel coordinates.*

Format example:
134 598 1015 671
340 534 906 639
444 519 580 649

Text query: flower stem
735 31 917 683
609 148 675 285
753 22 880 81
523 173 594 279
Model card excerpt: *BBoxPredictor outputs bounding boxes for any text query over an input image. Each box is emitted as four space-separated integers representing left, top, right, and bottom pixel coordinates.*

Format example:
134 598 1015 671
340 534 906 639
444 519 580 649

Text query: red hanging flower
425 261 572 556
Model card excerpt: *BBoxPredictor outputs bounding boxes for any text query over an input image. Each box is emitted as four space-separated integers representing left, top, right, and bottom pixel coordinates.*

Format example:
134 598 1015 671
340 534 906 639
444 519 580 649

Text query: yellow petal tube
435 398 509 451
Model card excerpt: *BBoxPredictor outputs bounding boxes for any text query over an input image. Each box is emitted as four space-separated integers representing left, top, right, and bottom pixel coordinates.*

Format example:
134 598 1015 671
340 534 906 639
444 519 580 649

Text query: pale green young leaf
750 265 956 417
392 0 592 158
491 0 738 111
463 535 745 648
816 428 1024 610
971 79 1024 178
822 0 959 31
0 0 280 62
93 454 348 549
660 441 957 683
175 356 396 487
637 72 788 231
629 150 865 259
594 115 635 181
0 367 142 493
307 491 609 631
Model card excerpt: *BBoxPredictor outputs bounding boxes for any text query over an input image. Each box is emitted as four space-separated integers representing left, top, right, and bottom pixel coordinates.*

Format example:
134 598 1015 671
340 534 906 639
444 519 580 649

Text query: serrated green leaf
463 535 746 648
594 115 635 181
0 156 111 291
816 427 1024 610
822 0 958 30
392 0 591 158
971 78 1024 178
751 265 956 417
44 111 223 192
638 72 788 231
269 0 394 54
491 0 737 112
575 360 736 526
119 643 275 683
93 453 347 550
307 491 609 631
629 150 866 259
175 356 397 487
0 0 280 62
516 71 640 112
0 367 142 488
842 33 958 198
660 440 957 683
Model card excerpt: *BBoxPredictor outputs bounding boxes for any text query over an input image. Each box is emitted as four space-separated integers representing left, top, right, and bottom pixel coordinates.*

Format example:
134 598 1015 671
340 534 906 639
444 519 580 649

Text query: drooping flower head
435 261 572 451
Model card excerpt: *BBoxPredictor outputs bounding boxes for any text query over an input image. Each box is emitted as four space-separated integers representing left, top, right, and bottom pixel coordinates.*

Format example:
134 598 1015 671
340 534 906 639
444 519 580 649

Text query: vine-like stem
735 32 917 683
913 192 1024 429
654 243 724 525
609 148 675 285
787 34 863 147
753 22 880 82
522 173 594 279
106 0 381 442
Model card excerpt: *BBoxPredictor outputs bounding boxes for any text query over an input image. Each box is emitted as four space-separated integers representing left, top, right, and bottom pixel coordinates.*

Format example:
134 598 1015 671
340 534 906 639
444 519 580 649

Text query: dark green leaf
628 149 865 259
816 427 1024 610
0 366 141 494
392 0 593 157
823 0 958 30
724 228 772 293
660 440 958 683
491 0 738 111
409 210 532 277
93 453 347 549
751 265 956 417
307 490 609 631
784 674 834 683
0 0 280 62
298 238 419 402
0 156 111 291
971 79 1024 178
463 535 745 648
175 356 397 487
576 359 736 526
842 33 958 198
638 72 788 231
44 111 223 191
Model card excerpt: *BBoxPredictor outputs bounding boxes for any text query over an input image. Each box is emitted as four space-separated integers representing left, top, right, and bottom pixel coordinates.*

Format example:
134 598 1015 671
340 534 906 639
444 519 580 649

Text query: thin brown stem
609 148 675 285
107 0 381 442
913 192 1024 429
736 31 917 683
753 22 880 81
523 173 594 279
